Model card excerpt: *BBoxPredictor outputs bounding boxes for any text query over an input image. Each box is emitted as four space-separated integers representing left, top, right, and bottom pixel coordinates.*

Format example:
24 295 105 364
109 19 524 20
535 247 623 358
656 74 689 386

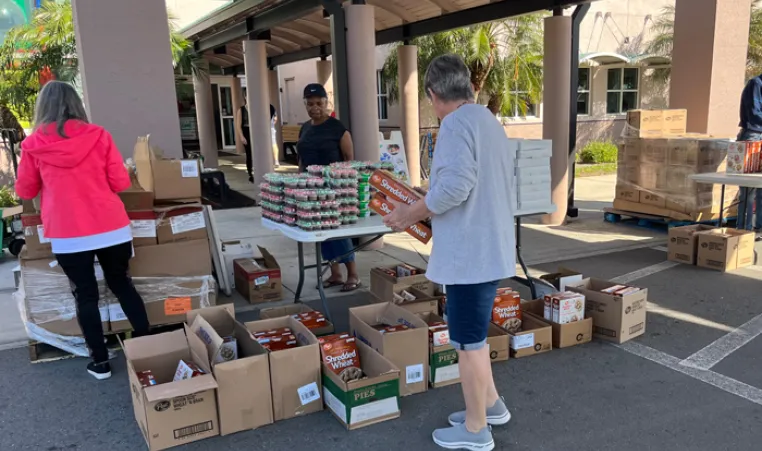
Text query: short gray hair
34 81 88 137
424 54 474 102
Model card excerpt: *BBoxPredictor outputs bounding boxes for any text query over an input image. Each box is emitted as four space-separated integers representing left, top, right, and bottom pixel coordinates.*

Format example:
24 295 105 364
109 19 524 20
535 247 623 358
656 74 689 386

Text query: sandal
341 281 362 292
317 279 344 289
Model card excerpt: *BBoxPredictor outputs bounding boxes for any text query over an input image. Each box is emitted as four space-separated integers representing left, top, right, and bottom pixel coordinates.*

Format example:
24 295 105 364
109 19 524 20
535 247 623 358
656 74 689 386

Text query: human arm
423 125 477 215
104 132 131 192
235 108 247 146
340 130 354 161
14 149 42 200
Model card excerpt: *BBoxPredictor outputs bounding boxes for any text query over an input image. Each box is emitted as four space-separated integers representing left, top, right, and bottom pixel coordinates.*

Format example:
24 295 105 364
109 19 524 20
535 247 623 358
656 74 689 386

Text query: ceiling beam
272 28 319 48
269 35 300 52
365 0 418 23
425 0 458 14
280 21 330 42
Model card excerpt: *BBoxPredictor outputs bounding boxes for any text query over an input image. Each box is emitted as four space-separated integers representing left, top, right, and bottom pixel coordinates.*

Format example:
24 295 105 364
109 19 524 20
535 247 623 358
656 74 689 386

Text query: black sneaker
87 361 112 380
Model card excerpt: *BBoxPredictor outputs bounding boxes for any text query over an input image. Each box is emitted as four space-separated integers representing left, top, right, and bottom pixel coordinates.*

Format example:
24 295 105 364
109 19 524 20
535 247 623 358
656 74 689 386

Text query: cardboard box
187 305 274 435
522 299 593 349
567 278 647 344
155 204 208 244
128 210 158 247
627 110 664 138
244 316 323 421
370 266 431 304
108 298 133 333
220 240 256 288
134 135 202 201
369 169 424 206
668 224 716 265
234 247 282 304
322 340 400 429
663 109 688 136
615 185 640 203
539 267 583 292
349 303 429 397
130 240 211 278
21 214 52 259
143 279 217 327
123 326 219 451
369 286 439 317
639 191 667 208
259 304 335 337
119 189 155 211
696 228 756 271
487 323 510 362
507 315 552 358
418 313 460 388
369 193 432 244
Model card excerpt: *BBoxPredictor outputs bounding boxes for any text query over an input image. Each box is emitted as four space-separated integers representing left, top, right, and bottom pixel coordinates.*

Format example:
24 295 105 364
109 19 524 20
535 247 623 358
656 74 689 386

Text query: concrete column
541 15 572 226
316 59 335 115
344 4 380 162
398 45 421 187
193 60 218 168
670 0 752 137
269 69 284 161
72 0 182 157
243 39 273 188
231 75 244 156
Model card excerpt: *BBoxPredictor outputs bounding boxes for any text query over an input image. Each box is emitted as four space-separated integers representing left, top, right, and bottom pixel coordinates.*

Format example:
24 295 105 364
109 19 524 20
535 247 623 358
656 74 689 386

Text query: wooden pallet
28 323 183 364
603 208 734 231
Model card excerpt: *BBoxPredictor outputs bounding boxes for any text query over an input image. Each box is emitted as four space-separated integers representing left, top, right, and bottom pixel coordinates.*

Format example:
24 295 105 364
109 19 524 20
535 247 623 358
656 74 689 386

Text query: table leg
294 242 305 303
315 243 332 322
515 217 537 300
719 184 726 227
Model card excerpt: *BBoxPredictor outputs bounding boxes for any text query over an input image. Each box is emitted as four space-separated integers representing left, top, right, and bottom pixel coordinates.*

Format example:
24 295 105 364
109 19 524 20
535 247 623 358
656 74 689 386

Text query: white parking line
609 261 681 284
616 341 762 407
679 312 762 370
653 246 668 252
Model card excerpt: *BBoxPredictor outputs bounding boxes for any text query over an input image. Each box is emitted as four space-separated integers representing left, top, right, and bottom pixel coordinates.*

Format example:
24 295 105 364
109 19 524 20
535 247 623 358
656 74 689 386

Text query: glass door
218 86 236 149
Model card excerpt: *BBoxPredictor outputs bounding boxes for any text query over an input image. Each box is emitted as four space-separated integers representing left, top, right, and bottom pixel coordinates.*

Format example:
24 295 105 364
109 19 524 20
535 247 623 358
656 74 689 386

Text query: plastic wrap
17 256 216 357
616 137 740 214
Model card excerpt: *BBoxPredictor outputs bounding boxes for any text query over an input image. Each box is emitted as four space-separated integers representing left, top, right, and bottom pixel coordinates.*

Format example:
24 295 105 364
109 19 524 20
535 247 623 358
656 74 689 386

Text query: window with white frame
376 70 388 120
577 67 591 115
606 67 639 114
507 87 538 119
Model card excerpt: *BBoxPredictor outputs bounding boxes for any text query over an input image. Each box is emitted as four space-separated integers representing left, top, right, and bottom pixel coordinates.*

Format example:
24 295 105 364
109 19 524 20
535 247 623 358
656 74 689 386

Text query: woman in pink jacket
16 81 150 380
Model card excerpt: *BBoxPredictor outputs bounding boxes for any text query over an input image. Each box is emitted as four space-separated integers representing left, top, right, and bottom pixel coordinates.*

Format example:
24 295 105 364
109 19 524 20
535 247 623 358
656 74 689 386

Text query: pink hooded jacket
15 121 131 239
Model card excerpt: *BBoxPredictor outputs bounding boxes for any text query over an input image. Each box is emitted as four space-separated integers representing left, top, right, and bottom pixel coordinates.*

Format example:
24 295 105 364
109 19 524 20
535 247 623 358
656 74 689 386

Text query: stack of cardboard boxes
513 139 552 211
17 137 216 356
668 225 756 271
615 109 738 221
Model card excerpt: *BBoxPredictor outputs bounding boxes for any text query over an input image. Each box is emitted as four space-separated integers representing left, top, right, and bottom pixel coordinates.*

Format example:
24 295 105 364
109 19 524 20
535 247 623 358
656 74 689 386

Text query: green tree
0 0 201 121
646 2 762 82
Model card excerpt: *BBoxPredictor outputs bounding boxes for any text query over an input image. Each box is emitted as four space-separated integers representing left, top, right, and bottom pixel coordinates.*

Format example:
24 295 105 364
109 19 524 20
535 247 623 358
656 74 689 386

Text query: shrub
0 185 19 208
578 141 618 164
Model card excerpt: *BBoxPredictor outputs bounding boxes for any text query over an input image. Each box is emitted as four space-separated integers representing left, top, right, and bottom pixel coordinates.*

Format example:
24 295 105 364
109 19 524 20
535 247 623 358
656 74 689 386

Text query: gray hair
424 54 474 102
34 81 89 137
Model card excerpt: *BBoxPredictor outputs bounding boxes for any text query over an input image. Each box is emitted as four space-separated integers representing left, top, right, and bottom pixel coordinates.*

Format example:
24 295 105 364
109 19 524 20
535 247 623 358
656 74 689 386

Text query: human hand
383 199 416 232
241 137 248 146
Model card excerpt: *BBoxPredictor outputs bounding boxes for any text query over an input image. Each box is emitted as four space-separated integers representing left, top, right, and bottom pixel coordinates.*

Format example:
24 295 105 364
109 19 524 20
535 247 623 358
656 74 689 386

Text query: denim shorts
445 281 499 351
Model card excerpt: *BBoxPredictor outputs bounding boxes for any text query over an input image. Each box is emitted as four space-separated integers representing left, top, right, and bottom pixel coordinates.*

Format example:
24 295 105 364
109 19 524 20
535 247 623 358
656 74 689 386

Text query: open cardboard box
369 265 432 304
539 267 583 292
244 316 322 421
487 323 510 362
134 135 201 201
234 247 283 304
507 315 552 358
370 286 439 316
349 302 429 397
521 299 593 349
567 278 647 344
417 313 460 388
258 304 334 336
122 325 219 451
322 340 400 430
187 305 273 435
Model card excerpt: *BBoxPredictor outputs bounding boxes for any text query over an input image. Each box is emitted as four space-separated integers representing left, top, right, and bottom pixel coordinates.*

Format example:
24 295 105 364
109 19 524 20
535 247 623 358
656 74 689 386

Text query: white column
316 59 335 115
193 60 218 168
344 4 380 162
231 75 244 156
243 39 273 188
398 45 421 187
269 69 284 161
541 15 572 226
72 0 182 157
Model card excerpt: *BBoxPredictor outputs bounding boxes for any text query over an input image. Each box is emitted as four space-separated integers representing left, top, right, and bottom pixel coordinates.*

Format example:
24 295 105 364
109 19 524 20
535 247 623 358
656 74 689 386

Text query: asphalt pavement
2 246 762 451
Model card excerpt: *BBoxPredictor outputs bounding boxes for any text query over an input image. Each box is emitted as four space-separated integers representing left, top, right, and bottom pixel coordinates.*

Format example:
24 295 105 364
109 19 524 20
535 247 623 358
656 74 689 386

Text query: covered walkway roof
182 0 595 72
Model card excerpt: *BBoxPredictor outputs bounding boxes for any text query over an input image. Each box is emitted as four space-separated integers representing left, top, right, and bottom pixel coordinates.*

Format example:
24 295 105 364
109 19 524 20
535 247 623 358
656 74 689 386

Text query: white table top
689 172 762 189
262 204 556 243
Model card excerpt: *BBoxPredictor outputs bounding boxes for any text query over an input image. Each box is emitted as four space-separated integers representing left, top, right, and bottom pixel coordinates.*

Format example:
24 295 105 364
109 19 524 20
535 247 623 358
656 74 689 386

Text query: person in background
270 104 280 169
15 81 150 380
235 97 254 183
383 55 515 451
297 83 361 292
738 74 762 235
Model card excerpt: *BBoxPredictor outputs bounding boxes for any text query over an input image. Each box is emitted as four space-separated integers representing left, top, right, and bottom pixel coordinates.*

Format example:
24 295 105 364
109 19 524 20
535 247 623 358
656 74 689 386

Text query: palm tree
646 2 762 82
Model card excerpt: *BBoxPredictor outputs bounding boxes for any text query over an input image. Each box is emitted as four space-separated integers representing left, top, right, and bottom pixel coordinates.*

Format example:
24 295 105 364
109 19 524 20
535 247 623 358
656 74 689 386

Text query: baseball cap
303 83 328 99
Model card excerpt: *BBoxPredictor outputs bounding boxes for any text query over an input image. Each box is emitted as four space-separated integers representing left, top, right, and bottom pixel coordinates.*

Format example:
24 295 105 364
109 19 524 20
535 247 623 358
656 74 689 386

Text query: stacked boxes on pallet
514 139 552 211
16 136 216 357
615 109 738 221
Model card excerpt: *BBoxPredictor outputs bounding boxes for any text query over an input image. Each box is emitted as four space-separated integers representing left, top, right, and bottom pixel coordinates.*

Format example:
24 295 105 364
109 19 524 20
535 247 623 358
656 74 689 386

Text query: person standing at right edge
737 74 762 237
382 55 515 451
15 81 150 380
235 97 254 183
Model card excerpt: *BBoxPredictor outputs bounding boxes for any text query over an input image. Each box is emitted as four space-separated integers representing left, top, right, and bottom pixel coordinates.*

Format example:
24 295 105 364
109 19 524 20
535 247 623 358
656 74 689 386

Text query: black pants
243 129 253 177
56 241 150 363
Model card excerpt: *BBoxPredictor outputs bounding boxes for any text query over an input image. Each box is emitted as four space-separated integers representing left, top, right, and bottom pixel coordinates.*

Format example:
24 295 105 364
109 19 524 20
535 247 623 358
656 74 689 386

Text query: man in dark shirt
738 75 762 232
